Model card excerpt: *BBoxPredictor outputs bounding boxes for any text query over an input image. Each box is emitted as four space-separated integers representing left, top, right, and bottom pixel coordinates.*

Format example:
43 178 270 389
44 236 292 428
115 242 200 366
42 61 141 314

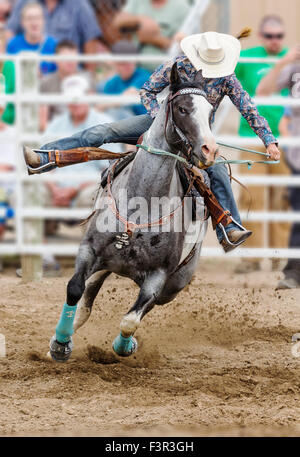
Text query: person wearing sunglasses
234 14 291 274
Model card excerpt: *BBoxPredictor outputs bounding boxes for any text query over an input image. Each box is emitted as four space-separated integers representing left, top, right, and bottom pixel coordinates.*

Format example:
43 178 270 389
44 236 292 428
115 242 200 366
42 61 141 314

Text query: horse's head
167 63 218 168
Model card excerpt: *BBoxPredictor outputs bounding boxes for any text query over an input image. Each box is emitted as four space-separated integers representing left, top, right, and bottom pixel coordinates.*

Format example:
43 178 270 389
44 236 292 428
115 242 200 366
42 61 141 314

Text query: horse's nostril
202 145 210 156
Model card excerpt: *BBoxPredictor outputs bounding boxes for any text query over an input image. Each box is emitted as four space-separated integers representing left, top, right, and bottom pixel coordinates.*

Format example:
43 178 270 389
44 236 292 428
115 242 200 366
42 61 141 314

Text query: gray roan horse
49 64 218 362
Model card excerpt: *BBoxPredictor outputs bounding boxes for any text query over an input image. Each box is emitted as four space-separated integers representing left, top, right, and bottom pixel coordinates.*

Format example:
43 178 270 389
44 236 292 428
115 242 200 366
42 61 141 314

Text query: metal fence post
19 53 43 282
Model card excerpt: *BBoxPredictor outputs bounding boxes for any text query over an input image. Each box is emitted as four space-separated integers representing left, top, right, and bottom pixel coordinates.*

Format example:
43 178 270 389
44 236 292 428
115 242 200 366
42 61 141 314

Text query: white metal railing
2 93 300 108
0 53 285 64
0 53 300 260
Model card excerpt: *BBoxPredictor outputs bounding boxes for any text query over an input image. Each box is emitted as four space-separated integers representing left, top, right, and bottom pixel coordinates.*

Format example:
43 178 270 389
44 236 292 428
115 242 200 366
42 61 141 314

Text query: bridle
164 87 209 165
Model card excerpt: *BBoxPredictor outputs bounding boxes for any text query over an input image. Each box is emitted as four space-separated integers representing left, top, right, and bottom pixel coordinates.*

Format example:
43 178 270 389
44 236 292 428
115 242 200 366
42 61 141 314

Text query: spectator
113 0 190 71
256 47 300 289
6 0 102 54
6 2 57 75
39 39 92 130
0 0 12 26
44 74 122 211
98 40 151 120
234 15 291 274
1 59 15 124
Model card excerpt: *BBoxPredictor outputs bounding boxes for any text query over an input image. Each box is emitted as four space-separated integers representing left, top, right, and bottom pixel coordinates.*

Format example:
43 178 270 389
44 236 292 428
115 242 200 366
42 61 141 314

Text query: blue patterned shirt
140 55 277 147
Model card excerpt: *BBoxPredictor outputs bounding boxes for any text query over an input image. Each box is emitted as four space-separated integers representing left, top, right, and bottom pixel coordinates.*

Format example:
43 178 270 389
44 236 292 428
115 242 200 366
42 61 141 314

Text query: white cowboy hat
180 32 241 78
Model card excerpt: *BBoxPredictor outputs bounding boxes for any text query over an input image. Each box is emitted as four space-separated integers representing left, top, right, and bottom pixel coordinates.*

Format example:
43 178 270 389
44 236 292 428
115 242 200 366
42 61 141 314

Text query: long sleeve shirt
140 55 277 147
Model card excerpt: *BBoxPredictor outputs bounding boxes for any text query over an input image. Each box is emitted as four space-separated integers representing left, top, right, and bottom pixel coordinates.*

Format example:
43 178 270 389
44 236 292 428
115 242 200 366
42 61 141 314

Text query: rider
24 32 281 252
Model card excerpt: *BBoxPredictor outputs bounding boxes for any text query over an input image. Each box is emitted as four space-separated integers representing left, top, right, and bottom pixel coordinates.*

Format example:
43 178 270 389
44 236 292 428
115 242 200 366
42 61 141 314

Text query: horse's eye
178 106 187 115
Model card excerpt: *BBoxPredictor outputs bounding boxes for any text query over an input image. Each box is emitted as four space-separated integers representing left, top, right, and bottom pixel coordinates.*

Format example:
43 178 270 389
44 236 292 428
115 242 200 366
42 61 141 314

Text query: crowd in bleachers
0 0 192 128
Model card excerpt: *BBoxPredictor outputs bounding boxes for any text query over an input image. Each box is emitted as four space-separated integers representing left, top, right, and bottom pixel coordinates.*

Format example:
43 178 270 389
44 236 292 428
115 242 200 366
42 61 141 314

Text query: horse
49 63 218 362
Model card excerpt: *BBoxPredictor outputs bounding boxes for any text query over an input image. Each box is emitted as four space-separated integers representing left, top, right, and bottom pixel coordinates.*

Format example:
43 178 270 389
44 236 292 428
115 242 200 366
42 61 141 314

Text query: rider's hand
283 45 300 65
266 144 281 161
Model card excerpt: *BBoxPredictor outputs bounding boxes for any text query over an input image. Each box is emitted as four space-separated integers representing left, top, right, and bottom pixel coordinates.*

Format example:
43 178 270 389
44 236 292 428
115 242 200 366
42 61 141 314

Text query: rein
137 143 280 170
215 142 280 169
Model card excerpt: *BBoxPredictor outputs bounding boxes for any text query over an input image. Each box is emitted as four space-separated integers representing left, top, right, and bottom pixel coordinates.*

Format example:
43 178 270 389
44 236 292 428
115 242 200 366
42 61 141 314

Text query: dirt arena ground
1 259 300 437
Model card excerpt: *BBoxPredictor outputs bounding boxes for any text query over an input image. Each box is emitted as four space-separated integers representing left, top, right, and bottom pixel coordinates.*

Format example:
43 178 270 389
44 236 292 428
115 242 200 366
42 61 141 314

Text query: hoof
112 333 138 357
49 335 73 363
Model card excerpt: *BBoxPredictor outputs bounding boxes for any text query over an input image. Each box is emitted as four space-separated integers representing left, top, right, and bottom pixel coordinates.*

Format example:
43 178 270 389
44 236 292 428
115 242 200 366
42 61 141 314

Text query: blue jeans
40 114 242 241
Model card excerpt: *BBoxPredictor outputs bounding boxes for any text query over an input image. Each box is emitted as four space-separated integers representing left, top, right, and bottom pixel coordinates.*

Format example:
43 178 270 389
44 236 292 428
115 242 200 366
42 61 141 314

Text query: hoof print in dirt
49 335 73 363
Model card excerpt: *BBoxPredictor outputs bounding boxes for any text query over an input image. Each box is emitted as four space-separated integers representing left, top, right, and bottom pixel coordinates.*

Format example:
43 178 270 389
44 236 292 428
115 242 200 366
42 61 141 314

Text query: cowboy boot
23 146 56 174
23 145 131 174
221 229 252 253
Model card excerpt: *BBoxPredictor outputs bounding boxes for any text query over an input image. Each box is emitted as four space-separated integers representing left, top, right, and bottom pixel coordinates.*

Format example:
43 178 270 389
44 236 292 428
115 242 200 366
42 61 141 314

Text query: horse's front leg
113 269 167 357
48 244 95 363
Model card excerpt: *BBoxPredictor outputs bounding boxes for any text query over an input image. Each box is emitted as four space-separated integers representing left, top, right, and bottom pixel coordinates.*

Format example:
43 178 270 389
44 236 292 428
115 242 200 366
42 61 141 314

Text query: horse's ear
170 63 182 91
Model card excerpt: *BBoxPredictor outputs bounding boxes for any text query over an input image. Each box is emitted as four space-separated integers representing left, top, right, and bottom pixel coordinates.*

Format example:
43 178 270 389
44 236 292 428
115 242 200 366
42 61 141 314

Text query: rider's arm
225 74 277 147
140 59 175 118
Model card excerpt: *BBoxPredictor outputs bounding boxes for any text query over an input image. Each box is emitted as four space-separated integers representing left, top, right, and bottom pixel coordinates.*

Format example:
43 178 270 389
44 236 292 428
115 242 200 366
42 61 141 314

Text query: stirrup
27 161 56 174
218 217 248 248
26 149 56 174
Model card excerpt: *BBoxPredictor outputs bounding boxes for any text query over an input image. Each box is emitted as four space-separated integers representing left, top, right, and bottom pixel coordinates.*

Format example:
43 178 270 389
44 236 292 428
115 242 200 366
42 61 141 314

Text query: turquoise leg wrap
55 303 77 343
113 333 134 355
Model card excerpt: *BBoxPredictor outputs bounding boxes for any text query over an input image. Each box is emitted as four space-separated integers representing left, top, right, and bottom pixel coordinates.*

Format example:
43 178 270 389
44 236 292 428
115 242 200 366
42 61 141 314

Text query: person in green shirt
1 60 15 125
234 14 291 274
235 15 289 138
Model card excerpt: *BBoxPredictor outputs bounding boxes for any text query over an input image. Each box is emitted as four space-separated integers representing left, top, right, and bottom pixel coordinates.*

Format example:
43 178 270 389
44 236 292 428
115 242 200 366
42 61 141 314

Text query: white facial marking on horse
191 95 217 161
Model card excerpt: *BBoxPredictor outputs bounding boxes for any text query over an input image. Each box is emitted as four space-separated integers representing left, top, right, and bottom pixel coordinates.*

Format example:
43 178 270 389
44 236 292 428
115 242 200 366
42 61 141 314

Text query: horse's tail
236 27 252 40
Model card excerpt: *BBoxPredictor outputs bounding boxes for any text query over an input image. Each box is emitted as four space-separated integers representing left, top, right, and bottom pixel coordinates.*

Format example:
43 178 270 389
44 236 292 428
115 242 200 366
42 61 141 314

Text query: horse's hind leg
113 270 167 357
73 270 111 332
49 244 95 363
